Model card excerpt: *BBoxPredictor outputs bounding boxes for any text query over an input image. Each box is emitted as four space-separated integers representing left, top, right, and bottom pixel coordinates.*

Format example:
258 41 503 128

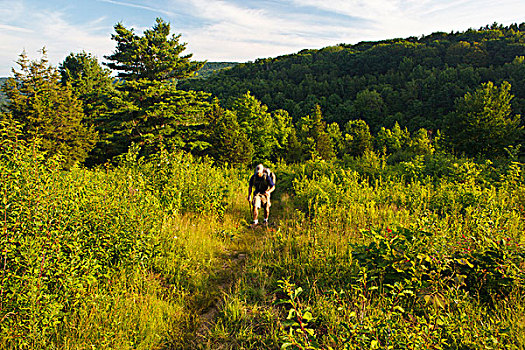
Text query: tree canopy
445 81 522 157
180 23 525 134
101 18 211 158
105 17 204 81
1 50 97 168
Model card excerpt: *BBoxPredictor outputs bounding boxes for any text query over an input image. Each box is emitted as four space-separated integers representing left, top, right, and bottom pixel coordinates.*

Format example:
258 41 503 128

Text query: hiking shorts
253 193 271 210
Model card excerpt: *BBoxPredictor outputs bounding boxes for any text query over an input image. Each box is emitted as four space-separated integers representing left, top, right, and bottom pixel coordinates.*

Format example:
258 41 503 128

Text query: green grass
1 140 524 349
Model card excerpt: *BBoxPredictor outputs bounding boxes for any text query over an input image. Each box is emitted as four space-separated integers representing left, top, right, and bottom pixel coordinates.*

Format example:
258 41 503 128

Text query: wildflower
386 227 392 233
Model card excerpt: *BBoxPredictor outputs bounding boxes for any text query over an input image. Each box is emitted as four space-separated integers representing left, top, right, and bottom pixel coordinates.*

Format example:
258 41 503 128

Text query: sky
1 0 525 76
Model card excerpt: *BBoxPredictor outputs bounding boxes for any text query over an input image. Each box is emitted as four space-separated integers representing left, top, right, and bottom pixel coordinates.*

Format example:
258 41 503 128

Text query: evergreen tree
206 103 253 165
105 18 204 81
272 109 293 160
343 119 372 157
327 122 344 157
297 105 335 160
284 126 305 163
103 18 210 157
445 81 522 157
59 52 128 164
311 105 335 160
2 50 97 168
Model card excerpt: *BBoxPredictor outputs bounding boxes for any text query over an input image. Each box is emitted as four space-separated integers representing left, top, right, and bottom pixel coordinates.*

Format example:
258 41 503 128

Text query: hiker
247 164 275 227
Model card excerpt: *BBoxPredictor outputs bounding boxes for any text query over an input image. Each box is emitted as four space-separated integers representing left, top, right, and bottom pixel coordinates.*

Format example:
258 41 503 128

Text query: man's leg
264 207 270 222
252 195 261 224
263 195 270 223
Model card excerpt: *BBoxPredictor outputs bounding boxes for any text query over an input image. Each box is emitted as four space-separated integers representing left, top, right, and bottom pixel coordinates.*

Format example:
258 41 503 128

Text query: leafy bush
0 136 238 348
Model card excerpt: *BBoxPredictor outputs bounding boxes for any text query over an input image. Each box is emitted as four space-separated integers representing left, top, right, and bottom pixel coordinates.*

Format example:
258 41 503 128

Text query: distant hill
180 23 525 132
193 62 238 79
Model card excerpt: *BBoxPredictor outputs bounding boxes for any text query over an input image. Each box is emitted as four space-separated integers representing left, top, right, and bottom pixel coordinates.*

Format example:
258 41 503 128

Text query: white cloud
0 0 24 18
177 0 375 62
0 24 33 33
0 8 114 75
97 0 176 17
284 0 525 39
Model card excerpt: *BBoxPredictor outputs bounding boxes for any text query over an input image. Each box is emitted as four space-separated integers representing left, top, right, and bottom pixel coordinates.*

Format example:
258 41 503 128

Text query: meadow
1 131 524 349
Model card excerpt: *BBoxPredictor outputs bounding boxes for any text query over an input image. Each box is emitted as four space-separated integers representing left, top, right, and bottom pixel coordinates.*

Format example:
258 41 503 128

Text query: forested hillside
180 23 525 132
194 62 237 79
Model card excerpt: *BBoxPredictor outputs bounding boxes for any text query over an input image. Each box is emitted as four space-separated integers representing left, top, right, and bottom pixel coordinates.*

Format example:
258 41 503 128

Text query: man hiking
247 164 275 227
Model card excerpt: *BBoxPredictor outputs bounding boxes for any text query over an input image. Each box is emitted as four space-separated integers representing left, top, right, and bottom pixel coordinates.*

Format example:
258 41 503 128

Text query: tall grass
0 135 245 349
204 159 525 349
2 130 524 349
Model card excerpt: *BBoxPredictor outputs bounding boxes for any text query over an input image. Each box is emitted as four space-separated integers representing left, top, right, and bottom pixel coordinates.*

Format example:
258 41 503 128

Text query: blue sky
1 0 524 76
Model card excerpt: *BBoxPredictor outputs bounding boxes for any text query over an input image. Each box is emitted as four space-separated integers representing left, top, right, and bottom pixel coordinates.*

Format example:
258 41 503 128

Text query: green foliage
343 119 372 157
445 81 523 157
207 158 525 349
353 89 386 132
193 62 238 79
205 102 253 166
181 23 525 134
3 19 525 350
297 105 335 161
273 109 295 160
375 122 411 156
326 122 343 158
284 127 305 163
232 91 279 163
2 50 97 168
59 51 129 164
278 279 319 349
102 18 211 160
60 51 115 100
111 78 211 156
0 133 238 348
352 228 524 302
0 77 8 110
105 17 204 81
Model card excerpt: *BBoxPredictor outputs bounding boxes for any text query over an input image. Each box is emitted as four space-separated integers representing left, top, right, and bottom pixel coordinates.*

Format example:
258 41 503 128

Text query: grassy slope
2 145 525 349
192 162 525 349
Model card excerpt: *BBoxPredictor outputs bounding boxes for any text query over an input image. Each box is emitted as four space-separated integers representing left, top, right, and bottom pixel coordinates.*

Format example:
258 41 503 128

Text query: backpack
264 168 276 185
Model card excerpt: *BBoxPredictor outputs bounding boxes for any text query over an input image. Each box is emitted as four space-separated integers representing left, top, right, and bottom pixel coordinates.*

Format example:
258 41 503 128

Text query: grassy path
182 193 287 349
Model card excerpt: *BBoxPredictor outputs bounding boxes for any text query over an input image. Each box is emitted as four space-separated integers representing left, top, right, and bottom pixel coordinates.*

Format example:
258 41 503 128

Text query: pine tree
310 105 335 160
285 127 305 163
105 18 204 81
2 50 97 168
60 52 128 164
272 109 293 160
206 103 253 165
103 18 210 157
